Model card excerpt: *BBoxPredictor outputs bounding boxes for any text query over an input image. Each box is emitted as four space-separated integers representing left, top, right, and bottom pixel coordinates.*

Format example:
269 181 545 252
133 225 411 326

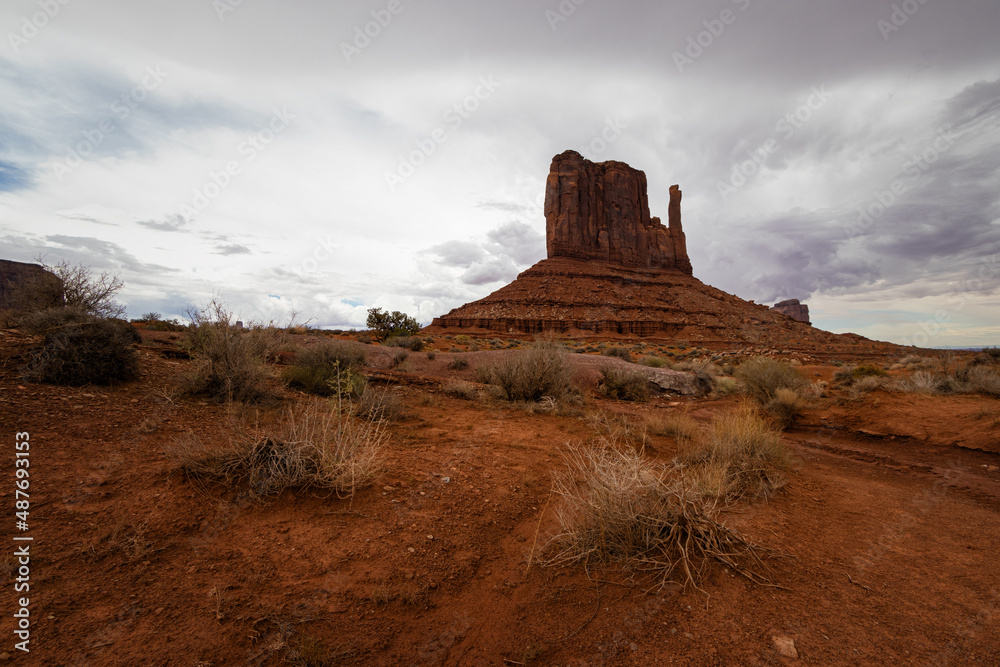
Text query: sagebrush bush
734 357 806 404
183 300 284 403
600 367 650 402
602 346 633 363
282 339 367 398
167 398 385 500
446 358 469 370
23 315 140 386
385 335 424 351
713 377 740 397
764 387 805 429
476 340 578 402
676 402 790 501
833 363 887 386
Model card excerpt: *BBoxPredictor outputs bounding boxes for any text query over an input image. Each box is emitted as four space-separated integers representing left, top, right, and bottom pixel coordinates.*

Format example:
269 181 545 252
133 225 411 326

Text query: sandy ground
1 328 998 666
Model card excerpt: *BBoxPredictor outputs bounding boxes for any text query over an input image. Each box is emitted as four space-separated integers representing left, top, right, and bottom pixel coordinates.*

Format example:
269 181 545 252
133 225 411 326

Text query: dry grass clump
21 309 140 386
764 387 805 429
446 358 469 371
891 370 950 395
385 335 424 351
849 375 888 397
647 412 700 444
675 402 790 501
355 386 406 422
168 398 385 500
734 357 806 404
960 365 1000 397
712 377 740 397
282 339 367 397
600 367 650 402
183 299 285 403
639 355 669 368
892 355 938 371
476 340 579 403
443 380 480 400
538 443 772 590
602 346 633 362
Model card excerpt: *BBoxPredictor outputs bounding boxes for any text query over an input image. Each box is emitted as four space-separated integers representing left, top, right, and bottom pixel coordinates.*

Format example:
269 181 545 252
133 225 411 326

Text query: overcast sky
1 0 998 347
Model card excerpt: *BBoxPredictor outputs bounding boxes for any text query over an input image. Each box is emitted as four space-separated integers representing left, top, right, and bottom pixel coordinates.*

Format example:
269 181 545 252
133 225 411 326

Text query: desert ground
2 325 999 666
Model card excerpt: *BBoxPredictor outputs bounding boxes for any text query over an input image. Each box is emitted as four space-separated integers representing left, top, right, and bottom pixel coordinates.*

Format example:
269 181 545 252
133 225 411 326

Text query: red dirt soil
1 328 998 666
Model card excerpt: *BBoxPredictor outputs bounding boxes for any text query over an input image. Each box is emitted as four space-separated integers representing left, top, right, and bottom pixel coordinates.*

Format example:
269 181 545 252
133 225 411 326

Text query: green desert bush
282 339 367 398
600 367 650 402
167 398 384 500
22 313 140 386
602 346 633 363
676 402 790 501
365 307 420 341
476 340 578 402
183 300 284 403
734 357 806 404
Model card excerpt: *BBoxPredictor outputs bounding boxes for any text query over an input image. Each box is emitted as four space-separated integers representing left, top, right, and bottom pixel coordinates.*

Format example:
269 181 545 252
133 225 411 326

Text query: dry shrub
894 355 937 371
476 340 578 403
390 349 409 368
833 363 887 386
168 398 384 500
892 370 947 395
602 346 633 362
849 375 888 397
22 311 140 386
647 412 700 443
672 359 722 378
600 367 650 402
443 380 480 400
676 403 789 501
539 443 772 590
712 377 740 397
961 365 1000 397
446 358 469 371
183 300 284 403
639 355 668 368
764 387 805 429
355 386 406 422
734 357 806 404
385 335 424 351
282 339 367 397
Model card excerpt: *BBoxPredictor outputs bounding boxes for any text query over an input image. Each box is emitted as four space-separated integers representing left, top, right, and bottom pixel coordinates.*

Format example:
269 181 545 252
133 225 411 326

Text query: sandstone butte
432 150 899 356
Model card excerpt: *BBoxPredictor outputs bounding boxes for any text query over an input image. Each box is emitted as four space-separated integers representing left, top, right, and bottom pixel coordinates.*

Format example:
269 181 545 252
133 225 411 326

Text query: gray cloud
214 243 252 256
137 214 189 232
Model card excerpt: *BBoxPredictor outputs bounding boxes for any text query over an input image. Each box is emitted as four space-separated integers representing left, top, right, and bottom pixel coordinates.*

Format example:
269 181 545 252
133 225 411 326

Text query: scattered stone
772 636 798 659
442 477 451 483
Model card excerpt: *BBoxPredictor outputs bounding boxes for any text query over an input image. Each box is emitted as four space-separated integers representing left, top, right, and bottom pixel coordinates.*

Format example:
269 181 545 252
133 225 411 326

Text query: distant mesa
545 150 692 274
771 299 811 325
428 151 890 354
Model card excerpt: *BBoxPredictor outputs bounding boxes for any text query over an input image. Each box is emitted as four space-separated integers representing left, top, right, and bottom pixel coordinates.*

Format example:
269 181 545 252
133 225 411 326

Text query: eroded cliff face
543 150 692 274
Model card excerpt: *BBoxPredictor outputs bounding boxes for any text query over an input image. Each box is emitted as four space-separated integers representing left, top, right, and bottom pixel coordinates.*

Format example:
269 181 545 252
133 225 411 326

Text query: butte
427 150 896 356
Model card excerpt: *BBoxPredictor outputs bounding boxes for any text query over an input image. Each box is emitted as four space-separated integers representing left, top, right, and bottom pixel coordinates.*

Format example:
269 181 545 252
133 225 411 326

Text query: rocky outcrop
771 299 811 325
544 150 692 274
0 260 63 312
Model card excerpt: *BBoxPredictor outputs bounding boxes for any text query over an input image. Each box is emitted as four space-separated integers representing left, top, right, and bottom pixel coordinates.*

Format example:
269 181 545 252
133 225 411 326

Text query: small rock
442 477 451 483
383 486 395 491
155 607 164 615
407 548 415 553
772 636 798 659
0 652 9 660
427 535 434 540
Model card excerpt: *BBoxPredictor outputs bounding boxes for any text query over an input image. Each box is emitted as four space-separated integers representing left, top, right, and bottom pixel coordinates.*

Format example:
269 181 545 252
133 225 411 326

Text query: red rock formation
0 259 63 312
771 299 811 325
544 150 692 274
